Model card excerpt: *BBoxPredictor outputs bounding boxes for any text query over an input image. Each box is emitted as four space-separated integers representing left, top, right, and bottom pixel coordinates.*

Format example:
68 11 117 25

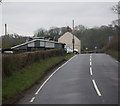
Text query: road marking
35 55 76 95
90 54 92 58
90 61 92 66
90 58 91 61
92 79 102 96
90 55 92 61
30 97 35 103
90 67 93 75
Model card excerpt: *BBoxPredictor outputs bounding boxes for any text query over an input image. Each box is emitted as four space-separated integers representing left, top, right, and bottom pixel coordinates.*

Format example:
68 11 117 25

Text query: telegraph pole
72 20 75 53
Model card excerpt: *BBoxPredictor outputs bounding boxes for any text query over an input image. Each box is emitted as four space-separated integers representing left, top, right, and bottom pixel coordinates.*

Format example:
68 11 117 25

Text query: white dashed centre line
89 55 102 97
90 55 92 65
90 67 93 75
92 79 102 96
90 58 91 61
90 56 91 58
90 61 92 66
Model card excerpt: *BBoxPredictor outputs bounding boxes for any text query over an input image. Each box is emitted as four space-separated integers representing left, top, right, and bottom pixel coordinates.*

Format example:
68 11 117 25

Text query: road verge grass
106 50 119 62
3 53 74 104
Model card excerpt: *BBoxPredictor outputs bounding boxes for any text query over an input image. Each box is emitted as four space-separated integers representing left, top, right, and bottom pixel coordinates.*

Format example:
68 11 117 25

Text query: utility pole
72 20 75 53
5 24 7 35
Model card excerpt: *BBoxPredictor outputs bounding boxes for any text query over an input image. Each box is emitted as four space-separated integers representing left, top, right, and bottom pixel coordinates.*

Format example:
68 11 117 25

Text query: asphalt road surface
17 53 119 104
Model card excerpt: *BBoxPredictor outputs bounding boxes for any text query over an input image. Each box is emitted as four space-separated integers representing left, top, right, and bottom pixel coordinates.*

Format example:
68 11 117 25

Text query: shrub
2 49 65 78
101 35 119 52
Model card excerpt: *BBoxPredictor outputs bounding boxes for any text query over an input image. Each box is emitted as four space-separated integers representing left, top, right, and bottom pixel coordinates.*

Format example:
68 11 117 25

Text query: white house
58 32 81 53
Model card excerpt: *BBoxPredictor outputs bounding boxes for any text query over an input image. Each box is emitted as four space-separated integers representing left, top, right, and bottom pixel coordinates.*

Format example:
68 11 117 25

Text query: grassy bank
106 50 119 62
3 53 74 104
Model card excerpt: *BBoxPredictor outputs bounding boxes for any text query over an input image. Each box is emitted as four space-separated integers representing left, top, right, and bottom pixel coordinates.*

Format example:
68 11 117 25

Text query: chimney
67 26 72 32
5 24 7 35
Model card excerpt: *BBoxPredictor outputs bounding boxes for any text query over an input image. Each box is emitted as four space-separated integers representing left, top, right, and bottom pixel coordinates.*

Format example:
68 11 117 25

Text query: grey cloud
2 2 118 36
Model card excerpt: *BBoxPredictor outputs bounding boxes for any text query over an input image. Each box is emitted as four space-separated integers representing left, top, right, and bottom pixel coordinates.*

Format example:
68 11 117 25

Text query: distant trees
1 24 117 51
34 28 48 37
1 34 27 49
111 3 120 34
34 27 67 40
101 3 120 55
34 24 117 51
48 27 60 39
74 25 117 51
1 26 68 49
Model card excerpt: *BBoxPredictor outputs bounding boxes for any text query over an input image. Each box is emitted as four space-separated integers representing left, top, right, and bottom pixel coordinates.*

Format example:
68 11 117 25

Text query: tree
112 3 120 14
60 27 67 35
34 24 118 51
74 25 87 39
34 27 68 40
2 34 27 49
48 27 60 37
111 3 120 34
34 28 48 37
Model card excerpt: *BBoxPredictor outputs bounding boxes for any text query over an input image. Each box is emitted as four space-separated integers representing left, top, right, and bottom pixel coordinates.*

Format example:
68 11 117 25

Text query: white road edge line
92 79 102 96
35 55 76 95
90 67 93 75
30 97 35 103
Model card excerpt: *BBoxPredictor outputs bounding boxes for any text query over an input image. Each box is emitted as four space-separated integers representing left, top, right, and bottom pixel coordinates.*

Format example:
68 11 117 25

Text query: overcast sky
0 1 118 36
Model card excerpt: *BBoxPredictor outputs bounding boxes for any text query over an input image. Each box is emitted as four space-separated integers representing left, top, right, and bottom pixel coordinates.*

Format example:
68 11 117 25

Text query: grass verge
106 50 120 62
3 53 74 104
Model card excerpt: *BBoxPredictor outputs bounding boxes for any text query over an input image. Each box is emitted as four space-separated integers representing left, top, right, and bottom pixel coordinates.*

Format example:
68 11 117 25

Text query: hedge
2 49 65 78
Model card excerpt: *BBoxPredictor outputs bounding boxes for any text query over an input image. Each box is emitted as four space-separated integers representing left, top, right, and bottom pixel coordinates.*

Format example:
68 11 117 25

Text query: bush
2 49 65 78
101 35 119 52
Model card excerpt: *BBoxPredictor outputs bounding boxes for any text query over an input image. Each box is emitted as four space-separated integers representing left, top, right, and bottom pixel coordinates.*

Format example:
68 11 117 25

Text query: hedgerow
2 49 65 78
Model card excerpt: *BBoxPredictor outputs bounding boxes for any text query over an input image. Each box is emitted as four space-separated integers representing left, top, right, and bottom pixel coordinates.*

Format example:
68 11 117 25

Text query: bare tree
112 3 120 14
111 3 120 33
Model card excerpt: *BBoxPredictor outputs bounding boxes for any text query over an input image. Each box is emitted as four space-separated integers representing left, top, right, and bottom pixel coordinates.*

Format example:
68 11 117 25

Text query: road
17 53 118 104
